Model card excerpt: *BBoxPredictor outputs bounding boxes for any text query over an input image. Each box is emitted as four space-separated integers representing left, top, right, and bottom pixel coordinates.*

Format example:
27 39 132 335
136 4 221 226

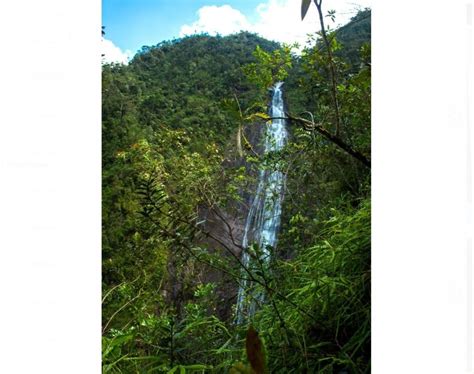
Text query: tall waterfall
235 82 288 323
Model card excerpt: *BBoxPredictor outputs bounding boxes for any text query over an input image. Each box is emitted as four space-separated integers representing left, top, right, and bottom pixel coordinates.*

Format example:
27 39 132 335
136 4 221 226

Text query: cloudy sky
102 0 371 64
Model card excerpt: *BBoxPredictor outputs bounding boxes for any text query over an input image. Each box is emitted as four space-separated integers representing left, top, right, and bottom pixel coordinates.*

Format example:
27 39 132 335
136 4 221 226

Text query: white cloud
254 0 371 47
101 38 133 64
180 5 251 37
179 0 371 48
253 0 319 47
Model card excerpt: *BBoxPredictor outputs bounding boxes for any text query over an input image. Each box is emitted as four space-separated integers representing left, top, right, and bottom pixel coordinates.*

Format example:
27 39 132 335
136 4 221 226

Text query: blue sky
102 0 371 63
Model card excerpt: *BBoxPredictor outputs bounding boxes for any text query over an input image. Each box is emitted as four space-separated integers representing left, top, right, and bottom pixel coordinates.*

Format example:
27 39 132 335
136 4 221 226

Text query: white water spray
235 82 288 323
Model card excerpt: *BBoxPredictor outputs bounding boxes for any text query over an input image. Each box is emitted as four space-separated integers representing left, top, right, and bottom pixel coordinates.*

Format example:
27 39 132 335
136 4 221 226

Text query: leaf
215 337 233 354
301 0 311 20
246 326 266 374
183 364 211 370
103 333 134 359
230 362 251 373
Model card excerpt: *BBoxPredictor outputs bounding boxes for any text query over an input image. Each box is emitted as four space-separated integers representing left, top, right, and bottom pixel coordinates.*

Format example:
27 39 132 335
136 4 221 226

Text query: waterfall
235 81 288 323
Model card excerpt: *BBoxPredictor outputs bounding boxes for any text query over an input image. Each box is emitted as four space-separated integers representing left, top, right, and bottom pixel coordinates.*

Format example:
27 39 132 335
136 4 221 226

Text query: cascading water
235 81 288 323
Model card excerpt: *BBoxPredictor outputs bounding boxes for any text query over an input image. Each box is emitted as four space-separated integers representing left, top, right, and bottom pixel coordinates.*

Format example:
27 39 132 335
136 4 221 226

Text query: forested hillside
103 7 371 373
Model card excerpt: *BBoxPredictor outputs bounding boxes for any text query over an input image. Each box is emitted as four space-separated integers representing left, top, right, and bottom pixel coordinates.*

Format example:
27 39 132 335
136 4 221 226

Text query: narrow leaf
301 0 311 20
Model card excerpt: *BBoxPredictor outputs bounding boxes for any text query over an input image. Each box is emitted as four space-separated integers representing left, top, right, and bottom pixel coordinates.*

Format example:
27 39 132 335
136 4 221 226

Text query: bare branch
314 0 342 136
258 114 370 168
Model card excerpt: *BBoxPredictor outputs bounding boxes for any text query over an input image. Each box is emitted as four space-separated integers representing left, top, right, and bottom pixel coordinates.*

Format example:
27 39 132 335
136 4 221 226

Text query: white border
0 0 101 372
373 0 473 372
0 0 472 372
466 2 473 371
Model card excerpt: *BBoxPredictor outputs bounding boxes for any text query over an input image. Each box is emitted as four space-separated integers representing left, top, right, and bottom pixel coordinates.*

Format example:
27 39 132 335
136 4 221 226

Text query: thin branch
139 178 323 324
259 114 370 168
102 275 141 304
143 207 319 323
103 289 143 333
209 205 243 250
314 0 342 136
199 186 244 251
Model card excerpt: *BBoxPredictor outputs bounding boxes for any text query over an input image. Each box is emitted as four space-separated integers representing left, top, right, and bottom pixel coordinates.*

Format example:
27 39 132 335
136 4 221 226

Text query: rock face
196 121 265 320
197 208 245 320
160 120 265 321
200 208 246 258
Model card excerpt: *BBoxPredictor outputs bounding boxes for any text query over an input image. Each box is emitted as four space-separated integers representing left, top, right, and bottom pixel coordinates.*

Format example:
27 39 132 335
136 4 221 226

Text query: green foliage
243 45 294 97
334 9 371 70
102 8 371 373
242 200 370 373
237 8 371 372
102 32 280 372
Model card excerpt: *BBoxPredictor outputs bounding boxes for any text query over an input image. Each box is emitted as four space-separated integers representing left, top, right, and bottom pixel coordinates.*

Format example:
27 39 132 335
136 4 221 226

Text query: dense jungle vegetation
103 4 371 373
